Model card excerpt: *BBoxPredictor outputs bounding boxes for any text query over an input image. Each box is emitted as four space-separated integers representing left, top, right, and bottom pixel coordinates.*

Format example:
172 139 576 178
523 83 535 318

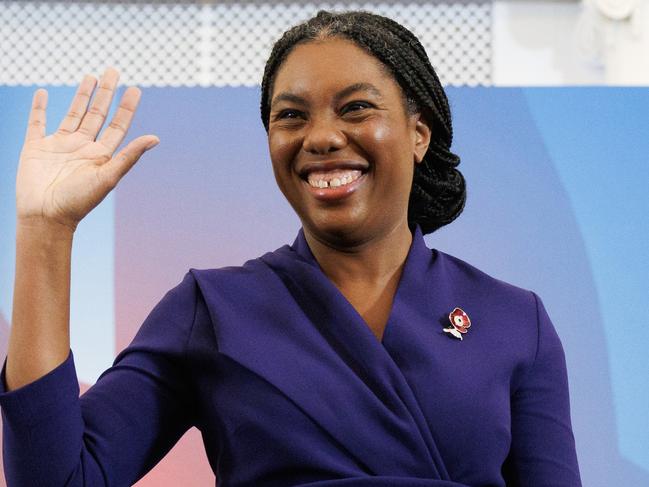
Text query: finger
56 75 97 134
25 89 48 141
100 135 159 188
77 67 120 139
98 86 142 153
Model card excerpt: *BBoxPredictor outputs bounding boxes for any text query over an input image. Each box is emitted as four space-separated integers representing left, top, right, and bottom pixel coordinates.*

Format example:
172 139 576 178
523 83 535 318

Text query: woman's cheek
367 122 391 143
269 132 301 170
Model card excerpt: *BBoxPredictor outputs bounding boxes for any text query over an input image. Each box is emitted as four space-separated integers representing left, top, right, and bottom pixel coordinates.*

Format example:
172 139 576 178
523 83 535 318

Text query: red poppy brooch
443 307 471 340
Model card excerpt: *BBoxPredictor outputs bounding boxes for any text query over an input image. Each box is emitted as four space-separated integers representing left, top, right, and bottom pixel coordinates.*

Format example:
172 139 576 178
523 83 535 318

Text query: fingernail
145 139 159 150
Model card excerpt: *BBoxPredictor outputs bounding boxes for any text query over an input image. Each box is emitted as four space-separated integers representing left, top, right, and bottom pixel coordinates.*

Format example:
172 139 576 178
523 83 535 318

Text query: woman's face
267 37 430 245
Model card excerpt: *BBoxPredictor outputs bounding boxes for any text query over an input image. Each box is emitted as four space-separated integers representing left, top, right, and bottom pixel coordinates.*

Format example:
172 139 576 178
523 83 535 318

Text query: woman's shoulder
189 245 286 279
429 249 558 381
182 245 295 306
431 248 538 306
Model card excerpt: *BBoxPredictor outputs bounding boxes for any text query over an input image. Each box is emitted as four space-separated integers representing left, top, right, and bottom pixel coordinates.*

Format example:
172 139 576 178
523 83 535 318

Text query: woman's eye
276 109 303 120
342 102 372 114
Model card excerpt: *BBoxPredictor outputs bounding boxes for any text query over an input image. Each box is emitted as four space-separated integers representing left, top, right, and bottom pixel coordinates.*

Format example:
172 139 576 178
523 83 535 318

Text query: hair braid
260 10 466 234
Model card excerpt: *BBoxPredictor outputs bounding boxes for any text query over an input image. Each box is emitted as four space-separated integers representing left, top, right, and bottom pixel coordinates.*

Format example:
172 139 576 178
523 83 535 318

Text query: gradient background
1 86 648 486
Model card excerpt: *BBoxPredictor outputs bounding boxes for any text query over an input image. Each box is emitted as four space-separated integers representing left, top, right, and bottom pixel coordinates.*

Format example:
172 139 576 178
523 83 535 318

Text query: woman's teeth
307 169 362 189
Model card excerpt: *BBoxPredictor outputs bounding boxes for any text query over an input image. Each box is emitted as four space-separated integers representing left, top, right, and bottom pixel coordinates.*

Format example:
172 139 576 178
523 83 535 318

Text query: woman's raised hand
16 67 159 233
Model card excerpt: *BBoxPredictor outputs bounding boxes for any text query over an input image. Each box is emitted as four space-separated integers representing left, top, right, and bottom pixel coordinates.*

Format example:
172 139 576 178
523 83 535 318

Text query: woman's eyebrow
271 92 306 109
333 83 384 104
271 82 384 109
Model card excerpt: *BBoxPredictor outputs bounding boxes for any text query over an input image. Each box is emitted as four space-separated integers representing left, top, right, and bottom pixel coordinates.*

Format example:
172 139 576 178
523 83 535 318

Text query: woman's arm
5 68 158 390
502 293 582 486
1 272 200 486
0 68 182 485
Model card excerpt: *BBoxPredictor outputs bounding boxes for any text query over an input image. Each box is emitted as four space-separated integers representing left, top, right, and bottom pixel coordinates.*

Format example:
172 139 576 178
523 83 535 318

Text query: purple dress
0 228 581 486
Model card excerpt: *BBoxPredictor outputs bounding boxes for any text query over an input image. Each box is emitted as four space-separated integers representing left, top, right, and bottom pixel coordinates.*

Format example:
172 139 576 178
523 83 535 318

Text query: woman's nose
302 117 347 155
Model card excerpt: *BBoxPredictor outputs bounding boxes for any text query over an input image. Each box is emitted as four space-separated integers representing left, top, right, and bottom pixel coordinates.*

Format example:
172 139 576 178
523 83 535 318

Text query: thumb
102 135 159 188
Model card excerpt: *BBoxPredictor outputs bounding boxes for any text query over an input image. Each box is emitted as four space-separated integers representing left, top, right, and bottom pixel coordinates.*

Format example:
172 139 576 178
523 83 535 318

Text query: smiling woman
268 39 429 248
0 9 581 487
261 11 465 239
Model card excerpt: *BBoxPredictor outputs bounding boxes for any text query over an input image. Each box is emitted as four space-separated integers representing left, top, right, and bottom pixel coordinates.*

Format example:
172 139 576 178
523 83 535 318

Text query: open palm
16 68 159 232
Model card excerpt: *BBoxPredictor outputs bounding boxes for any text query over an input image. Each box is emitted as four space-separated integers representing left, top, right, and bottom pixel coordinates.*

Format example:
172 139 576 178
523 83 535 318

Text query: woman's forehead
271 38 399 101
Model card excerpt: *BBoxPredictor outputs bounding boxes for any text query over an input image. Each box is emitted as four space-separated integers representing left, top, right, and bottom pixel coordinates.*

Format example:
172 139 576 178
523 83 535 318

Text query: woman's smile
306 169 362 189
299 158 369 201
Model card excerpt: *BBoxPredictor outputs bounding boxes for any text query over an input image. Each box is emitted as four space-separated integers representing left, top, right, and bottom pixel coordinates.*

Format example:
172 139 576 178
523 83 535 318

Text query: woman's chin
303 216 368 246
302 212 401 250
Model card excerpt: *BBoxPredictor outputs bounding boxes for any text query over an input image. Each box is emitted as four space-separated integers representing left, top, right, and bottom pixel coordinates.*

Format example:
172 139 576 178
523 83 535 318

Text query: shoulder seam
511 290 542 397
530 290 542 372
182 271 201 423
183 271 200 362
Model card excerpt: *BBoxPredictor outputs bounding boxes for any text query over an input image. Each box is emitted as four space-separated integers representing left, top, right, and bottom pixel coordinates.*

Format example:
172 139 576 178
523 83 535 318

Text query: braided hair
260 10 466 235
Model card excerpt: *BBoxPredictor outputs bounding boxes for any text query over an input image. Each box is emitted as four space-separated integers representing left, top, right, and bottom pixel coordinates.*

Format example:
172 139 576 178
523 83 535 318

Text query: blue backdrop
1 86 648 486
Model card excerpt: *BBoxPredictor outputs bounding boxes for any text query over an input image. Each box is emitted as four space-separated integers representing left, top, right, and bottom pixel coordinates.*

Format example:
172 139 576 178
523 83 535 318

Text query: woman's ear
413 114 431 164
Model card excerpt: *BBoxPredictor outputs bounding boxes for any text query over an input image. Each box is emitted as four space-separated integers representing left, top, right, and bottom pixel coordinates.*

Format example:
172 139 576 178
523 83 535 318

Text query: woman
0 11 581 487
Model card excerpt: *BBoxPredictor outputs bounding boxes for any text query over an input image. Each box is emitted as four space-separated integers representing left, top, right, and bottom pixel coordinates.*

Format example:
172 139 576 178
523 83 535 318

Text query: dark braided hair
260 10 466 235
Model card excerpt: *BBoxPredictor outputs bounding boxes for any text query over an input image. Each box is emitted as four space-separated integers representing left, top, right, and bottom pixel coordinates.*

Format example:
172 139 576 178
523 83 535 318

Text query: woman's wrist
16 217 76 246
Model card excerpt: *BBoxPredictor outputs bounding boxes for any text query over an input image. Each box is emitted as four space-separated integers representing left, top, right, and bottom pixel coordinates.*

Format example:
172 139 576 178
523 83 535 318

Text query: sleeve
0 271 200 487
502 292 582 487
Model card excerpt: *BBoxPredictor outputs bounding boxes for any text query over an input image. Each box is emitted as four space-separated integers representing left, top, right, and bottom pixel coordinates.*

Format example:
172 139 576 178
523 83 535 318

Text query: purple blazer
0 228 581 486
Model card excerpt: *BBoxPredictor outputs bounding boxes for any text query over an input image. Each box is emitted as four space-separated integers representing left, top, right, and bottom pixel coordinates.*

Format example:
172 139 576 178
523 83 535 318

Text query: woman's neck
303 221 413 341
304 220 413 287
